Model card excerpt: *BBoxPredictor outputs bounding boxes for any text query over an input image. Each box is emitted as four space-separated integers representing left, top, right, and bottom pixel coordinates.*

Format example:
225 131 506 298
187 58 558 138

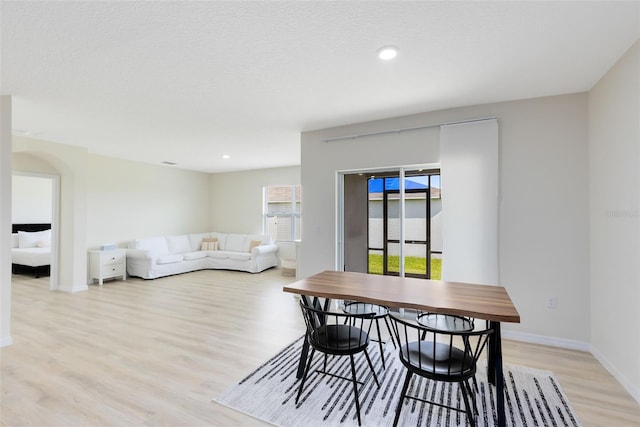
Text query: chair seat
400 341 475 380
311 324 369 355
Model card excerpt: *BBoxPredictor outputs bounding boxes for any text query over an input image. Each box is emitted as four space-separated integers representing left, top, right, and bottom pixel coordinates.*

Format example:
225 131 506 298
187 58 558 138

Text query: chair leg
363 349 380 387
296 349 315 404
383 315 397 349
374 319 386 369
465 378 478 415
349 355 362 426
393 371 413 427
459 379 476 427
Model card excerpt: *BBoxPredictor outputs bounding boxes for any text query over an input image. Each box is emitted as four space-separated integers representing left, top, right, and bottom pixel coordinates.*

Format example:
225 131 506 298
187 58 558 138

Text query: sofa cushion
166 235 191 254
156 254 184 264
18 229 51 248
207 251 229 259
183 251 206 261
228 252 251 261
225 234 246 252
189 233 211 251
133 236 169 254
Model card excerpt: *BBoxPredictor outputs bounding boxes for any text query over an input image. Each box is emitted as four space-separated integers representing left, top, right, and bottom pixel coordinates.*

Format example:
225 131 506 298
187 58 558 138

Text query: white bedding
11 247 51 267
11 231 52 267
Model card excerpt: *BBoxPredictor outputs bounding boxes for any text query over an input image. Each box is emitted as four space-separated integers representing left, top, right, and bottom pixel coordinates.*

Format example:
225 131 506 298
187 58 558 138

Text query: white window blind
440 119 499 285
264 185 302 242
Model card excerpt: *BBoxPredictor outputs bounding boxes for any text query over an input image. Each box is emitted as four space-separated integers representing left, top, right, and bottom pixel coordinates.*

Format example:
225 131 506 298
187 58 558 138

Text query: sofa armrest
252 243 278 257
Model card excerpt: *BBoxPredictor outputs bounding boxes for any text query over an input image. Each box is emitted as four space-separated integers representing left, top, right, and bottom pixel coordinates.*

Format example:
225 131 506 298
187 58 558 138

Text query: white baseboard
501 329 590 352
504 330 640 405
591 345 640 405
0 335 13 347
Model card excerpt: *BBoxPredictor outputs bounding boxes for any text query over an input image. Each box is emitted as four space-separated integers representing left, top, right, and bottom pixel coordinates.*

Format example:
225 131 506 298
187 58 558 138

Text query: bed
11 223 52 278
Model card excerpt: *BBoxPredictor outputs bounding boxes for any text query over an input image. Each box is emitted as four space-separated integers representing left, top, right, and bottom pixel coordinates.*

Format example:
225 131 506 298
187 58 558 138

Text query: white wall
86 154 211 249
12 174 53 223
1 96 13 347
589 40 640 403
301 93 590 346
209 166 300 235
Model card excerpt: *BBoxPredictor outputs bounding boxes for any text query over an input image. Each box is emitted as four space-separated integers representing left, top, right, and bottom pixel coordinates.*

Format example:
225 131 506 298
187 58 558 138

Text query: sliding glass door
343 168 441 279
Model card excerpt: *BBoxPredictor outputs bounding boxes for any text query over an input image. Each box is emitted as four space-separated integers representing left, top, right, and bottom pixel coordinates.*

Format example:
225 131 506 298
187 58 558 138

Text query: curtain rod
322 116 497 143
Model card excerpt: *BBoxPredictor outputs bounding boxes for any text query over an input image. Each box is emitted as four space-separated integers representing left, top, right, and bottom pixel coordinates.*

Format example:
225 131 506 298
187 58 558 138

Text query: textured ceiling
2 1 639 173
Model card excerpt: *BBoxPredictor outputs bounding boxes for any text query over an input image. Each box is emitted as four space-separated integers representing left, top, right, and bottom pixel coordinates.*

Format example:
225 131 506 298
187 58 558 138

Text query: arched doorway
11 169 60 290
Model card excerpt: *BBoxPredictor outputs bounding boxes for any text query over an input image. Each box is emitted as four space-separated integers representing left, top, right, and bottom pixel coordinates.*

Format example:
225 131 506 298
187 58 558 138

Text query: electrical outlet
545 296 558 309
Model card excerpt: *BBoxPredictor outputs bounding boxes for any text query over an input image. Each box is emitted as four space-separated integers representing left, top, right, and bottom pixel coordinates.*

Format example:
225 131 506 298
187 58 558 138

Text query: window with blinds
264 185 302 242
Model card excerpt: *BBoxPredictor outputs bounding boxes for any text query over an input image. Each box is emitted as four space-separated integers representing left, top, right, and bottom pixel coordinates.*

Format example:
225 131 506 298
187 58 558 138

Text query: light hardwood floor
2 270 639 427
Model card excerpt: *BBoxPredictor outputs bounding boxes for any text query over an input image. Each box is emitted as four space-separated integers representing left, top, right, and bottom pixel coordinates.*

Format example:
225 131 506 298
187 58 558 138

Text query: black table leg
489 321 505 427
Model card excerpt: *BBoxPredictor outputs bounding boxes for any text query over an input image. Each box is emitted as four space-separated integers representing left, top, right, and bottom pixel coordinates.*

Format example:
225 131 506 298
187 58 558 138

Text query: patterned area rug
214 337 582 426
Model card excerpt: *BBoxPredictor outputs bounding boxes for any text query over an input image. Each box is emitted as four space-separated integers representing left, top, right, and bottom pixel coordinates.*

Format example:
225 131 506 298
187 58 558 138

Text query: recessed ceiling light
377 45 398 61
222 154 231 159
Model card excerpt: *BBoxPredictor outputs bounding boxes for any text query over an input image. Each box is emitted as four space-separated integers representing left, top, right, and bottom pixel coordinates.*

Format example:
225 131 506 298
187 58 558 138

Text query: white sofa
125 232 278 279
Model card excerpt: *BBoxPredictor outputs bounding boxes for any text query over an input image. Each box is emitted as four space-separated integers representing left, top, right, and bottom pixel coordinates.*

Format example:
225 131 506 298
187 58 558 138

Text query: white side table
89 249 127 285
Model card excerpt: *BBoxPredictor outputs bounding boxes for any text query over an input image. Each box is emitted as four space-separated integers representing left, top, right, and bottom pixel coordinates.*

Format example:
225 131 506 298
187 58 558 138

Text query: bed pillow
37 240 52 248
18 229 51 248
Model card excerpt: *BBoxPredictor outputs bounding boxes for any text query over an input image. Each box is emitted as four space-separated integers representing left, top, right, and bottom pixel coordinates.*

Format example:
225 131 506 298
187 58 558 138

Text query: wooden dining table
283 270 520 427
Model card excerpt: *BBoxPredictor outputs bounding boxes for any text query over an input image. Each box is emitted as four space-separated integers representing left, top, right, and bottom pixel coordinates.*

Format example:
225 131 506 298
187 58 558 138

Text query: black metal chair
388 313 493 427
342 301 397 369
417 311 482 395
296 300 380 426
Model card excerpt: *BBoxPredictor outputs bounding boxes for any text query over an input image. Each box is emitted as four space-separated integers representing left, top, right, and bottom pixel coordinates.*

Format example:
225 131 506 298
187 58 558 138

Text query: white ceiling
2 1 639 173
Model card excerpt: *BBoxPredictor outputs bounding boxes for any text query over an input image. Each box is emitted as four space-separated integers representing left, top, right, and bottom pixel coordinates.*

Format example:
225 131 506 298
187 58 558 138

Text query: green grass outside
368 254 441 279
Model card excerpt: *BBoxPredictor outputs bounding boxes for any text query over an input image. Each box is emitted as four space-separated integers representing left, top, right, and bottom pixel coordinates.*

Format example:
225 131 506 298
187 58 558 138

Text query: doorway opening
341 167 442 279
11 172 59 290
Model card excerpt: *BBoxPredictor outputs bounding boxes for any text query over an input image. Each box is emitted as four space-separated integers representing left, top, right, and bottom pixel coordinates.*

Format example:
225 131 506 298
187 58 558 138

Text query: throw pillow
201 241 218 251
200 237 218 251
248 240 262 252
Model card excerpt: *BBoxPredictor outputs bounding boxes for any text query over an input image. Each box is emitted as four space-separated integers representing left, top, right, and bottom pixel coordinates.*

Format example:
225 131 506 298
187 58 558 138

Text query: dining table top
283 270 520 323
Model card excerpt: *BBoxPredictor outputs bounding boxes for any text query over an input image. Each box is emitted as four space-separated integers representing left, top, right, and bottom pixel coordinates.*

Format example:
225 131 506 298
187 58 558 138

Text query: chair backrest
389 312 493 380
416 311 475 333
299 300 374 354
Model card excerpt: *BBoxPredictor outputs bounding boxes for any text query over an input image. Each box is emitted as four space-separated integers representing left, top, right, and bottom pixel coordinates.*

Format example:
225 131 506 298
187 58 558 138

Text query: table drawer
103 264 124 277
102 252 125 265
